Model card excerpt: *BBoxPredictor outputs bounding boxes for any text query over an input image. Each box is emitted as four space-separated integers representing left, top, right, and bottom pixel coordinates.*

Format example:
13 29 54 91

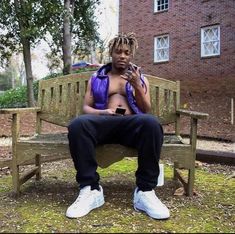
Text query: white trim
201 25 220 57
154 0 169 13
154 35 169 62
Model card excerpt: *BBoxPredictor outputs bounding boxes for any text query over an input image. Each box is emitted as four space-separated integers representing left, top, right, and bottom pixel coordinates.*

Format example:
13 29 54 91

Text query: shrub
0 86 28 108
0 73 61 108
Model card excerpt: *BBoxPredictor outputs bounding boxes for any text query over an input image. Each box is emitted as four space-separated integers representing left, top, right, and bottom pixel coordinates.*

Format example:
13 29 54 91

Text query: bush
0 73 61 108
0 86 28 108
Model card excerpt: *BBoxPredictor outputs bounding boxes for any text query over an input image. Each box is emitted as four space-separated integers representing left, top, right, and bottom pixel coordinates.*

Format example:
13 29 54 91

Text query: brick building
119 0 235 80
119 0 235 140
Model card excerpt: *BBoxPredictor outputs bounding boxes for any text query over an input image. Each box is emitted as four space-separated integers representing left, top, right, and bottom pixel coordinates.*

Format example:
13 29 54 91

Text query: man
66 32 170 220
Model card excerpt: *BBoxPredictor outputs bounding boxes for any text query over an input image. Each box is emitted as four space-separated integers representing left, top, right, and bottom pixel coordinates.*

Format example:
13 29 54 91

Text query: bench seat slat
18 133 184 145
16 133 193 169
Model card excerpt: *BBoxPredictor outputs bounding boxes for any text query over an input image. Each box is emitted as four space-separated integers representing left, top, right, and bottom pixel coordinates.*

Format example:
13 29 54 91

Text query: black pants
67 114 163 191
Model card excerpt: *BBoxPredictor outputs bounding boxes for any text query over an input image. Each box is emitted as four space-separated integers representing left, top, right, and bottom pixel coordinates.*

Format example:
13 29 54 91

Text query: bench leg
11 113 20 195
186 168 195 196
173 162 179 180
12 164 20 195
173 162 195 196
35 154 41 181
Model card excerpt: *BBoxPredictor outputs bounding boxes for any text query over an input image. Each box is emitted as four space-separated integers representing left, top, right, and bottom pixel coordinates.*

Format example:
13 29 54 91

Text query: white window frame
154 0 169 13
154 35 169 63
201 25 220 57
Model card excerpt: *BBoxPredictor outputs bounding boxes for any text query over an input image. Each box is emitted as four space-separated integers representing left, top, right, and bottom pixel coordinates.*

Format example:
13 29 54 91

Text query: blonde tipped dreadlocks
108 32 138 57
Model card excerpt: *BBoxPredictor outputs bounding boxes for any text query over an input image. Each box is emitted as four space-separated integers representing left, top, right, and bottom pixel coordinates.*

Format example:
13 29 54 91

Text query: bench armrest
0 107 41 114
175 109 208 151
176 109 209 119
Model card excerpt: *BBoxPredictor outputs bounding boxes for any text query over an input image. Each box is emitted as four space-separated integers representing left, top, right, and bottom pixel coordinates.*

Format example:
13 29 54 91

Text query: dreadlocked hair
108 32 138 56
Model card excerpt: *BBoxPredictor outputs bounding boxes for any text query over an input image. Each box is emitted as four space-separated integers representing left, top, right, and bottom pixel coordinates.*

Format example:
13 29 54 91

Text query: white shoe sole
134 204 170 220
66 197 105 218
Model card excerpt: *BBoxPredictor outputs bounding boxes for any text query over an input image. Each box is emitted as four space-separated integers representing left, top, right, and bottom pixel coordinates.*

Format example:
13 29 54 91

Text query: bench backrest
37 72 180 127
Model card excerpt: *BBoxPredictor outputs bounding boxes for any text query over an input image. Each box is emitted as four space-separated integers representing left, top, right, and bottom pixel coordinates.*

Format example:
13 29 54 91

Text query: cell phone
115 107 126 115
128 63 138 72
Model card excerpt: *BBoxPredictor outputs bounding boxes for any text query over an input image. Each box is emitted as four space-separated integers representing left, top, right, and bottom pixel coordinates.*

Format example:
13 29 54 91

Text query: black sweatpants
67 114 163 191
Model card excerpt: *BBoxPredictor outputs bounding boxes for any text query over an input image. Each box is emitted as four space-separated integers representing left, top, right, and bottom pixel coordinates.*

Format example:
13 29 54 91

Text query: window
154 0 169 12
154 35 169 62
201 25 220 57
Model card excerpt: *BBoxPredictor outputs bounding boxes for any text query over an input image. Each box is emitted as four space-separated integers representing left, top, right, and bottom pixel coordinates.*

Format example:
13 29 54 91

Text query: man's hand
121 63 142 87
100 108 115 115
120 63 151 113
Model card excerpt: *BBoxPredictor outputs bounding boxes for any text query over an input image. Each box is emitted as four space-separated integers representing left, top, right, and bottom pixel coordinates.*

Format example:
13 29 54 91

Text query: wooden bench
0 71 208 196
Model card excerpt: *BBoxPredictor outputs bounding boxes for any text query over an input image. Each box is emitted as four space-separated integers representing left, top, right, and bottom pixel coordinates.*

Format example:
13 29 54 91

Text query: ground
0 158 234 233
178 75 234 142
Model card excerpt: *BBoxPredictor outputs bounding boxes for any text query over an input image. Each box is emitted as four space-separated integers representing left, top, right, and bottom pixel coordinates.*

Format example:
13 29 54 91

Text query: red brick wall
119 0 235 140
119 0 235 81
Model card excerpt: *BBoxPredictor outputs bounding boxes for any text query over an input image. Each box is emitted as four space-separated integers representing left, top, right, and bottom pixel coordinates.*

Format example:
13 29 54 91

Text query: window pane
201 25 220 57
155 0 169 12
155 35 169 62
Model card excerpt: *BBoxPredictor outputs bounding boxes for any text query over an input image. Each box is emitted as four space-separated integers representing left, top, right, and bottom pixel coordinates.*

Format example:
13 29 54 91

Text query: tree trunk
22 38 35 107
62 0 72 75
14 0 35 107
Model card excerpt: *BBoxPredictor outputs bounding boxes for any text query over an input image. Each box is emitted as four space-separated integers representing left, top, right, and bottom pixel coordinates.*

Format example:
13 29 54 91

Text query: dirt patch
179 76 235 142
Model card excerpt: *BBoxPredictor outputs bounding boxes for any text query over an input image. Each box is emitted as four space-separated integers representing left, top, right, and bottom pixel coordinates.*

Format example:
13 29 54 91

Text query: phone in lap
115 107 126 115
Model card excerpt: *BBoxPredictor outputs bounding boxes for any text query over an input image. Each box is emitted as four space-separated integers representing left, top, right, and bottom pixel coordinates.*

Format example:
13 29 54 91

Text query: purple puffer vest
91 63 147 114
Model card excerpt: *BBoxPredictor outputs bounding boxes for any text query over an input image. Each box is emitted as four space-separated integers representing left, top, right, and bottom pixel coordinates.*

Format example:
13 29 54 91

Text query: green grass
0 158 234 233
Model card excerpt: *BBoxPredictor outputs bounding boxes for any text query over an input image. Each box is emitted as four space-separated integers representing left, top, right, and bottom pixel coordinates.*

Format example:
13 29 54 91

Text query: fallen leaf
174 187 185 196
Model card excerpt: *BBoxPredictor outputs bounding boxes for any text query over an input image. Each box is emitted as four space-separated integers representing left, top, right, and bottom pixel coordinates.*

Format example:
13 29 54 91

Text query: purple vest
91 63 147 114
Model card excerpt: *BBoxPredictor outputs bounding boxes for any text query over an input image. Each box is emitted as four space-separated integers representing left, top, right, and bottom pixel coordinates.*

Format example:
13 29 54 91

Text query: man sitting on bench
66 32 170 220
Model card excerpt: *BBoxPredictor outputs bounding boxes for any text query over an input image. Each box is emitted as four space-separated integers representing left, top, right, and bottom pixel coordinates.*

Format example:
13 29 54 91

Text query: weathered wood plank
0 107 41 114
15 133 192 168
19 167 39 186
145 74 179 92
12 113 20 193
176 109 209 119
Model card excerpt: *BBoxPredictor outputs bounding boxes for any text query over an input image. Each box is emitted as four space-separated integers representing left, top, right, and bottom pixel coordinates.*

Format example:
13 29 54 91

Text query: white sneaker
66 185 105 218
133 188 170 219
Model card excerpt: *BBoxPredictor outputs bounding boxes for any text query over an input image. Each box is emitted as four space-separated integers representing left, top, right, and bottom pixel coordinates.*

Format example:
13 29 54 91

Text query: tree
0 0 101 105
0 0 60 106
46 0 101 74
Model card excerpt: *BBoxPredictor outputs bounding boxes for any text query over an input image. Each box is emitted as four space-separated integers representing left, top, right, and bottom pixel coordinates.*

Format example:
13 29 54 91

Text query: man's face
111 44 132 70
